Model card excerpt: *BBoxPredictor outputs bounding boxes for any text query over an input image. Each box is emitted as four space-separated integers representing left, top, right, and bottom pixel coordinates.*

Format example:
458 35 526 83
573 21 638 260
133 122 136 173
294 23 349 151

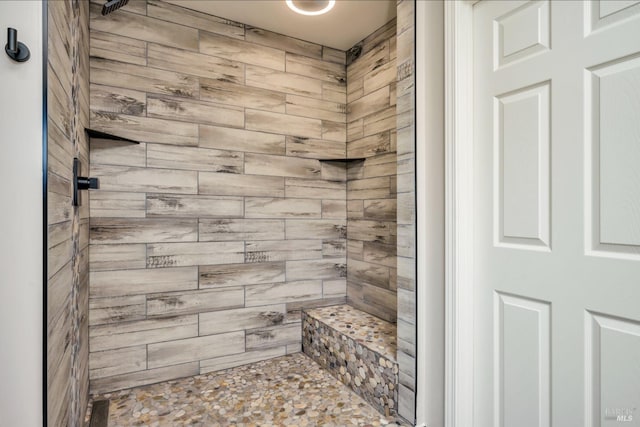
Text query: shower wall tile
89 218 198 244
200 31 285 71
199 125 286 155
245 108 323 138
146 194 244 218
90 31 147 66
89 315 199 352
90 58 199 98
90 84 147 116
90 3 199 50
89 0 347 393
200 78 285 113
89 244 147 271
146 0 244 39
245 280 324 307
146 287 245 317
244 197 322 219
246 27 323 59
47 1 90 425
285 53 346 84
344 18 397 326
90 111 199 146
147 331 245 368
199 347 287 374
179 41 251 77
198 219 285 242
395 0 416 422
246 66 323 98
199 262 286 288
245 153 322 179
89 138 147 167
90 362 200 395
146 95 245 127
89 346 147 380
198 304 287 335
285 136 346 159
89 191 146 218
245 324 301 350
89 295 147 325
90 267 198 297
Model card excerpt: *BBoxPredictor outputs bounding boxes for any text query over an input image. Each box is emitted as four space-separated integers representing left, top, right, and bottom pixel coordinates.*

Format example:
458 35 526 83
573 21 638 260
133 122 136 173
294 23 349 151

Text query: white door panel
473 1 640 426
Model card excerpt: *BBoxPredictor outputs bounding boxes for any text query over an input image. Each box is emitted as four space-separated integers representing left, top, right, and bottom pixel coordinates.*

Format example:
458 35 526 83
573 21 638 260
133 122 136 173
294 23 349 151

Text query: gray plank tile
90 218 198 244
90 266 198 297
147 287 244 317
147 144 243 173
246 324 300 350
146 241 244 268
147 330 245 368
245 198 321 219
199 304 286 335
200 78 285 113
200 347 286 374
199 125 286 155
246 27 322 58
245 240 322 263
199 261 285 288
199 172 284 197
91 165 198 194
89 315 198 352
90 111 199 146
200 31 285 71
246 65 322 98
90 191 146 218
246 109 322 139
90 3 198 50
245 153 321 179
89 295 146 325
147 0 244 39
199 219 285 242
146 194 243 218
285 258 346 281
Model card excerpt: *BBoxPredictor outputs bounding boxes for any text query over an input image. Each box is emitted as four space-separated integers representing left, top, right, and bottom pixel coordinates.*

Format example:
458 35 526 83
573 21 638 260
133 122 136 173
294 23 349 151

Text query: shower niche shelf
316 157 365 162
85 128 140 144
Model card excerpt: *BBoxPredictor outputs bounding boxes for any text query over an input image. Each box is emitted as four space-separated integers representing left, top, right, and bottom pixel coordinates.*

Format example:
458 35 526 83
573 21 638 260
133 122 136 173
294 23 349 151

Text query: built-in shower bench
302 304 399 417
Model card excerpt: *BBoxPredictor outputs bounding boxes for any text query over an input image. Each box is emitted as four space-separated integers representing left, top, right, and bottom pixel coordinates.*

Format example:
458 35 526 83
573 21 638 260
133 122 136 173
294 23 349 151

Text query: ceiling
165 0 396 51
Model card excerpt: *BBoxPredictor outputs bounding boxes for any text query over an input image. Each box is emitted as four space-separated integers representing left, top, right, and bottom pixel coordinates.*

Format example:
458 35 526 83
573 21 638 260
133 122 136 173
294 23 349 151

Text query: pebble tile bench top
302 305 399 418
304 305 397 361
88 353 409 427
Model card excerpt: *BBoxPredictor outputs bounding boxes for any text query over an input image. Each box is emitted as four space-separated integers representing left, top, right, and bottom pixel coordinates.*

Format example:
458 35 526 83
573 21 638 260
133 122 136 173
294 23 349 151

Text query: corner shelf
85 128 140 144
316 157 365 162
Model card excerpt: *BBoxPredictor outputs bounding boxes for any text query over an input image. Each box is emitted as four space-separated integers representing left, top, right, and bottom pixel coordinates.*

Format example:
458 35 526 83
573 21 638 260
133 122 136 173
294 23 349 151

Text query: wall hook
5 28 30 63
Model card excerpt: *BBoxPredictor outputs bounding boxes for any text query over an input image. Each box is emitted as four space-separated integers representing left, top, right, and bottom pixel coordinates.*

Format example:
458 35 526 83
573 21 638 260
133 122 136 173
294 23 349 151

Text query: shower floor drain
88 400 108 427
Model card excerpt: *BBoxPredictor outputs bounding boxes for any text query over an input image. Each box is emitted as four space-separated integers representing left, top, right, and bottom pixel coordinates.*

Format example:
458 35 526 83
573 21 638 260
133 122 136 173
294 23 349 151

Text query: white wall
0 2 44 426
416 1 445 426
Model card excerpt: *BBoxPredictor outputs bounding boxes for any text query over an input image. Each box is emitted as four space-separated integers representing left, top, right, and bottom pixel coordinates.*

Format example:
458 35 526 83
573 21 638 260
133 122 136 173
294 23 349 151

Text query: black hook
5 28 30 63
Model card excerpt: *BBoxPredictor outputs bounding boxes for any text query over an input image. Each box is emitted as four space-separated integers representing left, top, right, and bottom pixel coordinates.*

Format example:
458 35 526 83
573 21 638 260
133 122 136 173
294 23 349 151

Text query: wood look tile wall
88 0 348 394
47 1 90 426
346 19 398 323
395 0 417 421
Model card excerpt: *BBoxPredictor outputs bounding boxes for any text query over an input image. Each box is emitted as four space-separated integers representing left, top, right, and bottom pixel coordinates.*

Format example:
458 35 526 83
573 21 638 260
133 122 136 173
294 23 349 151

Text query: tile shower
46 0 416 425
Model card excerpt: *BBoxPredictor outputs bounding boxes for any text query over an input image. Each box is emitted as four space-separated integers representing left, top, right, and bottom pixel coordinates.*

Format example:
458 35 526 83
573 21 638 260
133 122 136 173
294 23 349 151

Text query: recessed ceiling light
286 0 336 16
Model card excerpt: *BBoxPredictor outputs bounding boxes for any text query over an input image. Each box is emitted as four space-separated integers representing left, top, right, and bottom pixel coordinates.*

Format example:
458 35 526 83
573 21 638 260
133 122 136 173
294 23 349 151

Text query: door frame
443 1 475 426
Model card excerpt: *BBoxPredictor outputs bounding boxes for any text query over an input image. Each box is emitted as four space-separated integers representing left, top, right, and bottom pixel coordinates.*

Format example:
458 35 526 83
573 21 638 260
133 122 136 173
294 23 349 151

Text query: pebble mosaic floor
88 353 410 427
303 305 397 361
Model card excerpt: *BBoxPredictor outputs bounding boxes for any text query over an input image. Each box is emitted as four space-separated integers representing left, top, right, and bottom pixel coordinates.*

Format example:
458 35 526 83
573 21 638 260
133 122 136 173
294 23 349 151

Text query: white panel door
0 1 44 426
473 1 640 426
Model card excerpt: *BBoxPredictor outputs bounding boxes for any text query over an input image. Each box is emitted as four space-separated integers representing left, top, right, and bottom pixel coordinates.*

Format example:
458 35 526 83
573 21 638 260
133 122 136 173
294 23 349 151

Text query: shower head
101 0 130 16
